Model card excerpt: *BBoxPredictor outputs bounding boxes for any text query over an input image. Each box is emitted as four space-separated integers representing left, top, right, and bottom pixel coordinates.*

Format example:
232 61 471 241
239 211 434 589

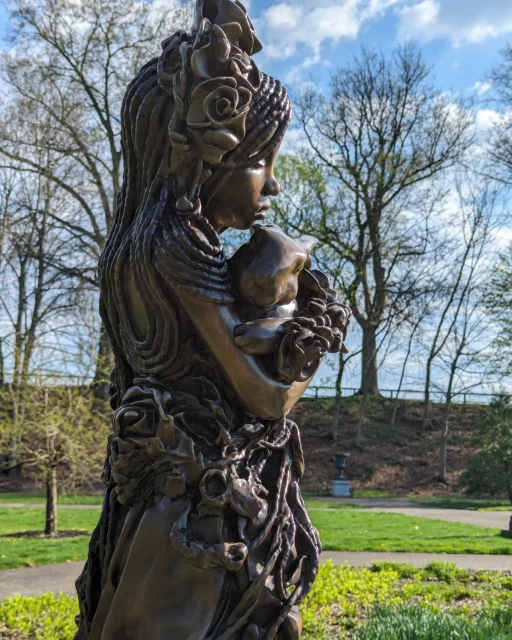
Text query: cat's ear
297 234 319 256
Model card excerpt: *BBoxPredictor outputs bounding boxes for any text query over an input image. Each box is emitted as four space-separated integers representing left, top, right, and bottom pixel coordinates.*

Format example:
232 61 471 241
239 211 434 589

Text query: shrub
0 593 77 639
460 396 512 503
422 561 470 583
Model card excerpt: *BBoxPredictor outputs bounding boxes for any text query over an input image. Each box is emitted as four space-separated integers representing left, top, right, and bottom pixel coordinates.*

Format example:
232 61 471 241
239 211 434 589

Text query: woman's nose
263 175 281 197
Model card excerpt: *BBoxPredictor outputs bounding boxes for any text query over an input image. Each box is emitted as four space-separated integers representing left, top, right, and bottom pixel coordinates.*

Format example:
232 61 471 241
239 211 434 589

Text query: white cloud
397 0 512 46
256 0 402 63
495 225 512 249
476 108 501 130
473 80 492 95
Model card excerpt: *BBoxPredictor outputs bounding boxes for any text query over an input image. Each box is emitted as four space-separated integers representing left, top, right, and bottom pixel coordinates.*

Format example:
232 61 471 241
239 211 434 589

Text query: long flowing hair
98 40 291 399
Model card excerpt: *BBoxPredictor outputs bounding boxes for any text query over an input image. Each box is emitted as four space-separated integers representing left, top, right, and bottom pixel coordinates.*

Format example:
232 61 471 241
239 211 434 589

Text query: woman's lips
255 201 271 219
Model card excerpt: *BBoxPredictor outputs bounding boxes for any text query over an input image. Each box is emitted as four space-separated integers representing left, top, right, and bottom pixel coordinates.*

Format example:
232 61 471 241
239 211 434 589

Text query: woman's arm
178 291 317 420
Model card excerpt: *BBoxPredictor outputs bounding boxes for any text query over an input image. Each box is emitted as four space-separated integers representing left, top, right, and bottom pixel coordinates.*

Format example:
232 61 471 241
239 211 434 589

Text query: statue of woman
75 2 350 638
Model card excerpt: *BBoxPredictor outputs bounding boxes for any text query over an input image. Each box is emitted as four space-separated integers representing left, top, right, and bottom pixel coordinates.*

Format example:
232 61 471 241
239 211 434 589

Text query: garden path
2 552 512 600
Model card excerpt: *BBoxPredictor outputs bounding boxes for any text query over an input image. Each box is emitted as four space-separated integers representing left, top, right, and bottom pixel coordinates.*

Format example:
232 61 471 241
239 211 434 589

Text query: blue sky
0 0 510 97
243 0 512 102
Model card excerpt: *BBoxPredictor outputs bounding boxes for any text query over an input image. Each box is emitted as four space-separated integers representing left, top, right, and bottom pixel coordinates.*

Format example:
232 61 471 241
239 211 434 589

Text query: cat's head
228 225 318 308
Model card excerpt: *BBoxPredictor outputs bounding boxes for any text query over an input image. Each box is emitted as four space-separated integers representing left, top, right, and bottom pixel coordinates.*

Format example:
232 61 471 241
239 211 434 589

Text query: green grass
0 537 92 570
0 507 99 534
310 510 512 555
0 492 103 505
0 507 99 569
3 562 509 639
0 503 510 571
410 497 512 511
1 507 511 569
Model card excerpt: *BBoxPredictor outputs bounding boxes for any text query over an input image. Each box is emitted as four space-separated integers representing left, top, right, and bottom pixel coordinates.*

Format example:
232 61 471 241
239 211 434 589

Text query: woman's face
203 144 281 232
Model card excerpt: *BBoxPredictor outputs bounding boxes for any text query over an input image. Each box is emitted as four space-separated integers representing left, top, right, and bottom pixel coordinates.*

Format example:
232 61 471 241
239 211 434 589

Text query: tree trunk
0 338 4 386
360 324 379 395
356 392 368 448
93 320 113 401
330 352 345 442
422 358 433 429
439 425 448 483
439 396 452 483
45 466 57 536
391 397 400 428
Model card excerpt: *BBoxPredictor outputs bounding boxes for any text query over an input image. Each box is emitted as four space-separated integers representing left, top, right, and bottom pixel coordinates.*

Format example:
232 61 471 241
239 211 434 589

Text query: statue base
331 479 351 498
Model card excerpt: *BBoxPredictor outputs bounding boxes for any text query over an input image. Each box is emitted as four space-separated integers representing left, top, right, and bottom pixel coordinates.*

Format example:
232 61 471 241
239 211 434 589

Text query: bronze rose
274 321 332 384
194 0 263 57
187 77 252 164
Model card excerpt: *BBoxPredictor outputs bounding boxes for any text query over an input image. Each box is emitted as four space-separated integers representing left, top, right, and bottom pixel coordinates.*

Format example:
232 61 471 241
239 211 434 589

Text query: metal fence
301 386 506 406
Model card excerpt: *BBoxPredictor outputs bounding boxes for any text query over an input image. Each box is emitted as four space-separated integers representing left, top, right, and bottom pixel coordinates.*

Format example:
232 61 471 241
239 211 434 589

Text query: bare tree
488 43 512 186
421 180 499 427
0 0 190 396
436 284 491 483
418 179 502 480
390 302 429 428
290 45 474 395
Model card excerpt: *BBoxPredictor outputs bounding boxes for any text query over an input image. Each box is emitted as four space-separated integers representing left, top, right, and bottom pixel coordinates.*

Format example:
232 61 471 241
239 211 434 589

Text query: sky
248 0 511 100
0 0 510 98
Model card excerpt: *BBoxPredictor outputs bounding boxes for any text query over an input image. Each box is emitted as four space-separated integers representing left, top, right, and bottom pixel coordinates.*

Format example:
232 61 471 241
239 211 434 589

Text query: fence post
463 393 467 405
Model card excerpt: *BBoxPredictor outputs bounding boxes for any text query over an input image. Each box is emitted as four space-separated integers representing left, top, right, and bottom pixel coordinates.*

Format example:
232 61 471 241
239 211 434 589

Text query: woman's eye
252 159 266 170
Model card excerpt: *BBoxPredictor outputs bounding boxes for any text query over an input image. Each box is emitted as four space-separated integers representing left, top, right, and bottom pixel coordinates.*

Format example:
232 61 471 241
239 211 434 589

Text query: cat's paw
234 321 284 355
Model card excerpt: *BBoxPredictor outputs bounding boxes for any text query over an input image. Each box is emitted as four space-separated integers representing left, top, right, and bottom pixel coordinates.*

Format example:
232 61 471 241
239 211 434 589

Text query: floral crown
158 0 263 213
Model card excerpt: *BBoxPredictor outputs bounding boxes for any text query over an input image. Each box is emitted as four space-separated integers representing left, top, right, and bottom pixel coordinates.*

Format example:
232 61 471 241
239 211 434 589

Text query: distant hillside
1 393 489 498
290 397 490 496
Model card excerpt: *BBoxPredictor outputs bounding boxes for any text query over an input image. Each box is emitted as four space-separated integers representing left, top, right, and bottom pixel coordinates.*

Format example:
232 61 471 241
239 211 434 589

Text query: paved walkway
322 551 512 571
3 552 512 600
0 561 84 599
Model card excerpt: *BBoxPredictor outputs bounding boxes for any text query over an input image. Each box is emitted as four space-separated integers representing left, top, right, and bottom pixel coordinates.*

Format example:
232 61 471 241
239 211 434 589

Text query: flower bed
1 562 512 639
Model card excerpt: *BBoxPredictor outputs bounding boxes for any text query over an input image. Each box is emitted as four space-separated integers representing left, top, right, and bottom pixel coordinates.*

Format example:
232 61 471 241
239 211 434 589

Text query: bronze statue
75 2 351 638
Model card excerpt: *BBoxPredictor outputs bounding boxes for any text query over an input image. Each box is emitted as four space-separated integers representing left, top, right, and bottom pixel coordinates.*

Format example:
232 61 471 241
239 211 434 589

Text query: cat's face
229 225 318 308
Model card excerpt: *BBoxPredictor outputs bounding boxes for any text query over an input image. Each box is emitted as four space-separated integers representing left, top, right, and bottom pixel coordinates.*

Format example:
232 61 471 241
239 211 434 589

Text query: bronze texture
75 1 351 638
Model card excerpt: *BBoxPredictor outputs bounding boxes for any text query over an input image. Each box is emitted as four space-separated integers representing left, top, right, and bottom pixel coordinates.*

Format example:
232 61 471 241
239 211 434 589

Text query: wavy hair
99 40 291 398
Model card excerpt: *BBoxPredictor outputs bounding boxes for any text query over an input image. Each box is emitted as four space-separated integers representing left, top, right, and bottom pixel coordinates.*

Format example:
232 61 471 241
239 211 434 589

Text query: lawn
0 507 99 570
0 492 104 505
1 504 511 570
2 562 512 639
309 510 512 555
